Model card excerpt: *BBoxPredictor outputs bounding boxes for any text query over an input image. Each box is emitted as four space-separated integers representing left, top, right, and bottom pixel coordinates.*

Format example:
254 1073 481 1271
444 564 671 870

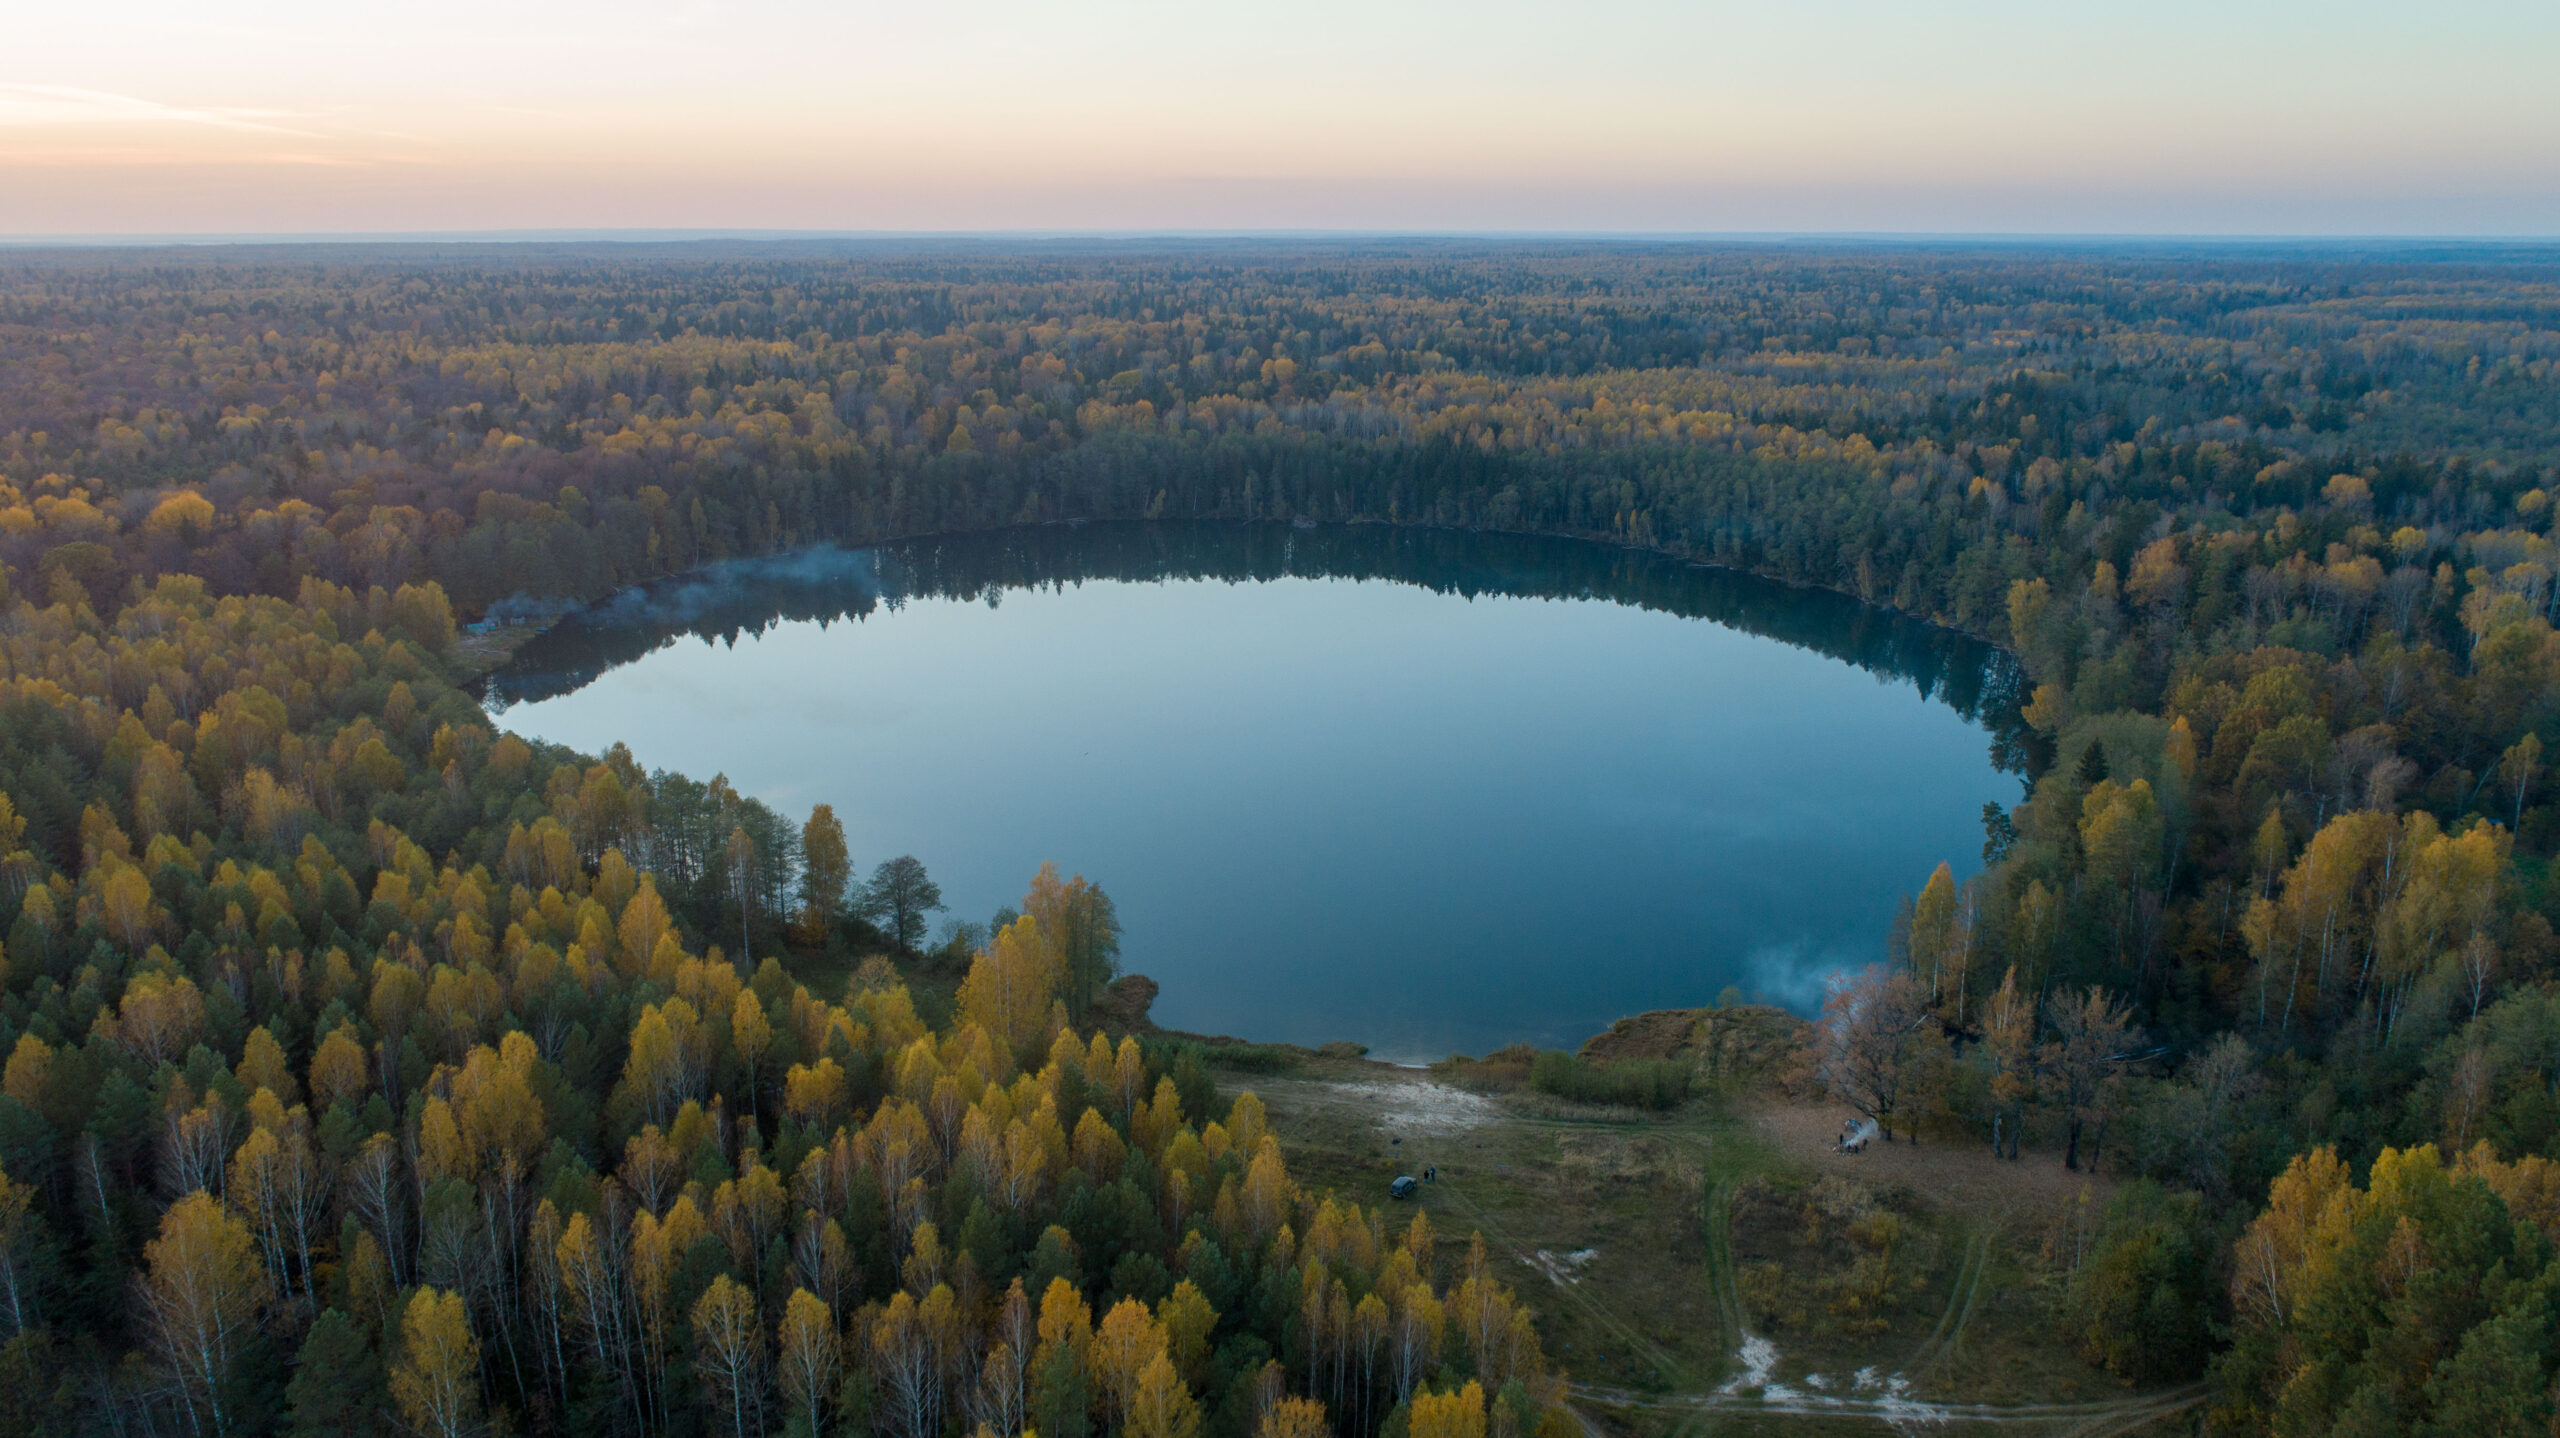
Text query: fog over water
490 523 2025 1060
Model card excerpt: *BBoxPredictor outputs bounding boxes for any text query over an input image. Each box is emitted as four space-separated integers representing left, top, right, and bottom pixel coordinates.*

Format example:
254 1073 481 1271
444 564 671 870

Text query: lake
486 523 2026 1061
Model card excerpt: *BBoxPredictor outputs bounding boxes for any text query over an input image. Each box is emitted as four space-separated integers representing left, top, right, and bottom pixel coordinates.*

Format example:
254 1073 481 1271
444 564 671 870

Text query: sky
5 0 2558 237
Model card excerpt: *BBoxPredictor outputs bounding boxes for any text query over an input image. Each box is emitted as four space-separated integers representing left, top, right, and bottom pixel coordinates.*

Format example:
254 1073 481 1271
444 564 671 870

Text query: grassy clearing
1233 1057 2170 1435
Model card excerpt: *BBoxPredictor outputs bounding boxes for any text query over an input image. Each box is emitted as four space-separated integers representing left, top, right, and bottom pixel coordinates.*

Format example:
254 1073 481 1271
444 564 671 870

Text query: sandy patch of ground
1249 1072 1503 1137
1353 1079 1503 1135
1524 1248 1600 1286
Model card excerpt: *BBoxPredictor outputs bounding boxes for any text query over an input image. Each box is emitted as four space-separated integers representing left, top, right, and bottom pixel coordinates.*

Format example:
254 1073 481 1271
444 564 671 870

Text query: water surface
489 524 2022 1060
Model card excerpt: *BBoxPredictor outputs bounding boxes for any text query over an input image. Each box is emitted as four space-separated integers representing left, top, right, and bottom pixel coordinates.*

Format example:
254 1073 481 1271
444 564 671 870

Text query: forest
2 238 2560 1433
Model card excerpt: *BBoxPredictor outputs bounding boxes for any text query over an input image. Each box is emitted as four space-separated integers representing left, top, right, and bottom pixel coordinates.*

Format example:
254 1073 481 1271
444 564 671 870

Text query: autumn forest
3 239 2560 1434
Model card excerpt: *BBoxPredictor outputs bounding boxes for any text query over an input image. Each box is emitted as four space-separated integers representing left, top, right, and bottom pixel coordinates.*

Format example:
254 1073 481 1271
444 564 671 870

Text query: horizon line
7 227 2560 250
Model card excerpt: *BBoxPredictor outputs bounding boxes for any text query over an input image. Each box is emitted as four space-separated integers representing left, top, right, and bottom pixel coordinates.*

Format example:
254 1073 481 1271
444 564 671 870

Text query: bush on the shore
1195 1041 1304 1074
1528 1050 1694 1109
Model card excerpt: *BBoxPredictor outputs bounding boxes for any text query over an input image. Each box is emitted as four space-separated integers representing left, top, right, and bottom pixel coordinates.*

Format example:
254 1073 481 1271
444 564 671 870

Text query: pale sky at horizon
5 0 2558 237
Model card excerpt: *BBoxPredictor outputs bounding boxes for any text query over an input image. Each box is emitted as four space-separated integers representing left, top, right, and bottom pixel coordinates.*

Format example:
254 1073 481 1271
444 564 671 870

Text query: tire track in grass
1572 1377 2214 1432
1439 1098 1759 1410
1665 1177 1750 1438
2044 1382 2213 1438
1435 1172 1700 1395
1905 1222 1994 1381
1694 1116 1770 1392
1698 1178 1744 1363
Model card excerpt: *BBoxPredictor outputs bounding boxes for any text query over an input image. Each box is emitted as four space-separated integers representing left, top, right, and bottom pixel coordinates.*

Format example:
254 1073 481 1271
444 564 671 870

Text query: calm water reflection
488 523 2024 1060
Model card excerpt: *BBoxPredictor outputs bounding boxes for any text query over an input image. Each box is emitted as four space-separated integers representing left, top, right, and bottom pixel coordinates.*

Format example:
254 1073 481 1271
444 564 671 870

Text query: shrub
1193 1042 1301 1075
1525 1051 1691 1110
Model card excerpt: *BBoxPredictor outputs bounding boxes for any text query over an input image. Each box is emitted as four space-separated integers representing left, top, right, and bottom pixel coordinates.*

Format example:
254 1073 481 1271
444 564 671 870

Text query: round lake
487 523 2024 1061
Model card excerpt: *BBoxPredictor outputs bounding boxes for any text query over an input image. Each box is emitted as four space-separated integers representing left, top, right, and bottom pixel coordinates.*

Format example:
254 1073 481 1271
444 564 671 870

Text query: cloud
0 83 311 136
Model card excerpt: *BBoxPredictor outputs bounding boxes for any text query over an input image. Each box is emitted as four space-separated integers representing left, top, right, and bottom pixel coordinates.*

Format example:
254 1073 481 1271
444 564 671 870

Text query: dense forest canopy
2 239 2560 1434
6 240 2559 621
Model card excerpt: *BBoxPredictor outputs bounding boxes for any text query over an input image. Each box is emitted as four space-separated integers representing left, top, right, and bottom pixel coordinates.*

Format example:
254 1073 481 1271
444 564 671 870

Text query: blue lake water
487 523 2024 1061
